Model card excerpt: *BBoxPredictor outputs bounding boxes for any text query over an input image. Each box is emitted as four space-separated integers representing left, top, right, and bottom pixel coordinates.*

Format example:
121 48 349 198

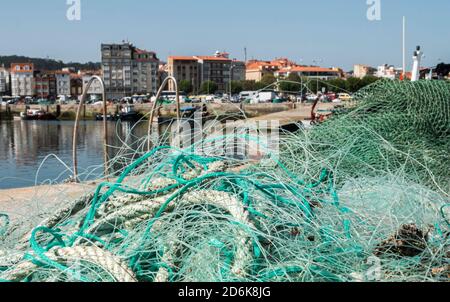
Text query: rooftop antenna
244 47 247 63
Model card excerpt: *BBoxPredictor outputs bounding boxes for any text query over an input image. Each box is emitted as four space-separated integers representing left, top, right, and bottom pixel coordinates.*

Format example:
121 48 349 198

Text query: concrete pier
0 102 301 121
0 182 97 223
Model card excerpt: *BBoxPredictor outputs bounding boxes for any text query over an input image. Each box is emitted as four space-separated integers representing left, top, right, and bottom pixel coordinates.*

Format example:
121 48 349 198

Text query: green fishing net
0 79 449 282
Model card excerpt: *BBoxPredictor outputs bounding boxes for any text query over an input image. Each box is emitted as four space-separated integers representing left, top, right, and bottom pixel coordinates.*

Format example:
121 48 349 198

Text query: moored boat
20 109 56 121
119 105 142 121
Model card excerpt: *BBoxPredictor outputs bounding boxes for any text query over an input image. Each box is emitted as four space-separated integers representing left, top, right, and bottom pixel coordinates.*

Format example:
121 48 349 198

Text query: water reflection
0 120 151 189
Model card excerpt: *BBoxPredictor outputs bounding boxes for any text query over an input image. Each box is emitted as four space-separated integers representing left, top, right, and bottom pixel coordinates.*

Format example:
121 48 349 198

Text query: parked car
306 94 318 102
229 95 240 103
326 93 337 101
337 93 353 101
319 95 330 102
1 97 19 105
190 97 201 103
37 98 52 105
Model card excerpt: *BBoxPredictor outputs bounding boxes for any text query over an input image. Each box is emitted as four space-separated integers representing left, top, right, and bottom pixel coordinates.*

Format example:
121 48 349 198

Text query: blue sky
0 0 449 70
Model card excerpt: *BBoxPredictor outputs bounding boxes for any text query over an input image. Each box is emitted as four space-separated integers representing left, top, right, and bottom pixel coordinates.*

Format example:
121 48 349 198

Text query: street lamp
229 64 235 101
298 59 304 103
312 59 323 95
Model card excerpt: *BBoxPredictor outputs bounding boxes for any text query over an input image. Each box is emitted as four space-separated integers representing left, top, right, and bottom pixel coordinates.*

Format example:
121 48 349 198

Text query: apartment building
354 64 377 78
101 43 133 99
70 74 83 98
167 52 235 93
132 48 160 95
376 64 402 79
245 58 294 82
231 60 246 81
55 71 71 96
167 56 200 93
82 71 103 98
34 71 57 98
10 63 34 97
101 43 160 100
275 66 341 80
195 55 232 93
0 65 10 95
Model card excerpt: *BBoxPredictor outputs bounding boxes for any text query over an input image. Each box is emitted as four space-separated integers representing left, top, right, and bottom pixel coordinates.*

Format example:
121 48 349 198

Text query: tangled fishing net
0 79 449 282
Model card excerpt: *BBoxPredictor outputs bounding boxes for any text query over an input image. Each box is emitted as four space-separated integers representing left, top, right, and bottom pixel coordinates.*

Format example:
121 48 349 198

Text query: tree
255 81 268 91
200 81 218 94
286 73 302 92
230 81 243 94
435 63 450 78
260 74 277 88
326 78 347 93
345 77 364 93
179 80 193 94
307 80 319 94
360 75 379 88
241 80 258 91
0 55 101 71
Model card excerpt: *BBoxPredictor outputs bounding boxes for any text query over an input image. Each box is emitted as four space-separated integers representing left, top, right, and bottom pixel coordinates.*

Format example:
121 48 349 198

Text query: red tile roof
135 48 156 55
70 73 82 79
10 63 34 73
279 66 339 73
55 70 71 75
246 61 271 70
169 56 197 61
246 58 298 71
195 56 231 61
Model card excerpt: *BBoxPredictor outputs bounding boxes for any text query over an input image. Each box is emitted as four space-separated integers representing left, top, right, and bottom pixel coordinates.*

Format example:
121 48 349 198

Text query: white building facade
55 71 71 96
82 73 104 100
10 63 34 97
0 66 10 95
376 64 402 79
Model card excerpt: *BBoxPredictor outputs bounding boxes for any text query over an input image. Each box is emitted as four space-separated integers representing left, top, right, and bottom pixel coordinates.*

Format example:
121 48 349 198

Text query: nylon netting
0 79 449 282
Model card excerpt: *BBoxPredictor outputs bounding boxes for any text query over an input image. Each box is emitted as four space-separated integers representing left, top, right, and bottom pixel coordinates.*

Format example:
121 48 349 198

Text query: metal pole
147 76 181 151
317 72 319 95
403 16 406 79
300 76 303 103
229 65 234 101
72 75 108 182
313 59 322 95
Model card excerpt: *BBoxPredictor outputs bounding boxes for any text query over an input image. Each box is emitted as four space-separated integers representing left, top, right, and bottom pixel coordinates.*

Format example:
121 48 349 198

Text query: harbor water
0 120 153 190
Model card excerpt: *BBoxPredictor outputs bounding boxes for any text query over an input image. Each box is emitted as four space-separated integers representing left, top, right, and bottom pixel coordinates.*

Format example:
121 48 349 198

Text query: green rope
0 214 9 237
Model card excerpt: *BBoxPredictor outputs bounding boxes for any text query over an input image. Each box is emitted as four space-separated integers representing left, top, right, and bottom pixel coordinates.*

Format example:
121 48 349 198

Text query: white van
252 91 276 103
239 91 257 102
